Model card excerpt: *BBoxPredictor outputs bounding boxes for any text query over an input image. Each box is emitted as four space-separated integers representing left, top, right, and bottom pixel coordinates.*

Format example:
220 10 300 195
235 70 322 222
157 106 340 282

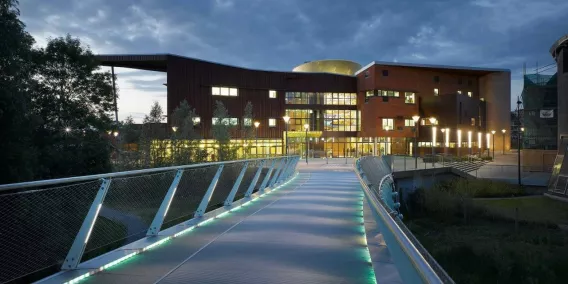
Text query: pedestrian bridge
0 156 452 284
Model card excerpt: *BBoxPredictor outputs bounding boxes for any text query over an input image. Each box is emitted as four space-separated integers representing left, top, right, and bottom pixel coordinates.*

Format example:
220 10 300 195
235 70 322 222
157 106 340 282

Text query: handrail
354 157 450 284
0 156 295 192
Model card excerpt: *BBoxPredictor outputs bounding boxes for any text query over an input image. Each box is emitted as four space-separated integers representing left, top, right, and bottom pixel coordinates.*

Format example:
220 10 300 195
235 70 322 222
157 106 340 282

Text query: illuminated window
404 119 415 127
192 117 201 125
212 117 238 125
285 109 312 131
480 98 485 101
382 118 394 130
404 92 415 104
212 87 238 97
269 118 276 127
324 110 358 131
366 90 374 97
378 90 399 97
244 118 252 126
467 91 472 97
285 92 356 105
471 118 475 126
434 88 439 96
269 90 277 98
457 90 462 95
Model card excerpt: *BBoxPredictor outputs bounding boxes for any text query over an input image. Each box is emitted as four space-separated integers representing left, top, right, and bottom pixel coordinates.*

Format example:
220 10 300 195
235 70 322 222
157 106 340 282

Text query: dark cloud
17 0 568 120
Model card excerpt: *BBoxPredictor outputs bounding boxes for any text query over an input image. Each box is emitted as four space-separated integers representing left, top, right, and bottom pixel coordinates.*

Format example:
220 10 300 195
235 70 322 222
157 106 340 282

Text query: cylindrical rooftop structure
293 60 362 76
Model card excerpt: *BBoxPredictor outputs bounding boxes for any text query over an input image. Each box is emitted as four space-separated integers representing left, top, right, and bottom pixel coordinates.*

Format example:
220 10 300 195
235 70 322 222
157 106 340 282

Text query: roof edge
355 60 509 75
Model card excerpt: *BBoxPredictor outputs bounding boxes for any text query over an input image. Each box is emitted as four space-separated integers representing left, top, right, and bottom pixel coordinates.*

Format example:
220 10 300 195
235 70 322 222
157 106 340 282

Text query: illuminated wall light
85 204 102 244
457 130 462 148
486 133 490 149
432 126 437 146
478 132 482 149
468 131 472 148
445 128 450 147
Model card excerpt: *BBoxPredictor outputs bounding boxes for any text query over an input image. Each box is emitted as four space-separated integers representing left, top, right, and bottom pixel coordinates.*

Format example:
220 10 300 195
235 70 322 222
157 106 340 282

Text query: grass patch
402 178 568 283
475 196 568 225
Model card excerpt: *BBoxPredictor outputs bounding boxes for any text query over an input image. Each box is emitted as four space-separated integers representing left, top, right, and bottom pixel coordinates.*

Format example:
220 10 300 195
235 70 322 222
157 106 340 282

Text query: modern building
97 54 511 158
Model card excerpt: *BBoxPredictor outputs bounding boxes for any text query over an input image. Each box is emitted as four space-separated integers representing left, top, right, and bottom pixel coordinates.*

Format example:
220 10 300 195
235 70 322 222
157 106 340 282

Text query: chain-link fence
0 156 299 284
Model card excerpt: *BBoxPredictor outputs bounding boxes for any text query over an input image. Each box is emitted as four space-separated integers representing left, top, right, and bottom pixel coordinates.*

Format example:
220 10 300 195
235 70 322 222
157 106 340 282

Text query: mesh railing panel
0 180 101 283
83 171 176 258
206 162 245 211
162 166 217 228
235 159 264 198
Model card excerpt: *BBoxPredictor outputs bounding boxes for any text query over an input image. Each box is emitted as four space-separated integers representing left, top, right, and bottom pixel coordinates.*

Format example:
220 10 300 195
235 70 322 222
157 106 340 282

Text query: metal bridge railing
355 156 454 284
0 156 300 284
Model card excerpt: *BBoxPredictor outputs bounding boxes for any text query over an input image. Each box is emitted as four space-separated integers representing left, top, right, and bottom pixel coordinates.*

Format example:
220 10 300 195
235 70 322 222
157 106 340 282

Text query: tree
0 0 38 183
242 101 254 158
211 100 237 161
32 35 115 178
171 100 205 164
140 101 168 167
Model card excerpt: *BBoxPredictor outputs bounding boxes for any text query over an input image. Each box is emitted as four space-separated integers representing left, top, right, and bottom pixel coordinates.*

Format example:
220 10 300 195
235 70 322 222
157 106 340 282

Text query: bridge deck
46 162 400 284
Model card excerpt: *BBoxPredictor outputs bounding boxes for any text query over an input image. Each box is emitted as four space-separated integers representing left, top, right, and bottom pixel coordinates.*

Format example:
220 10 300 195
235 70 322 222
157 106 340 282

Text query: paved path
67 169 384 284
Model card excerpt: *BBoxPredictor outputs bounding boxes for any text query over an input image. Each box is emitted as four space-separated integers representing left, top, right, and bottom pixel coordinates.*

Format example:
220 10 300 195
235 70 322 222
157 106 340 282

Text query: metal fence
356 156 453 284
0 156 300 284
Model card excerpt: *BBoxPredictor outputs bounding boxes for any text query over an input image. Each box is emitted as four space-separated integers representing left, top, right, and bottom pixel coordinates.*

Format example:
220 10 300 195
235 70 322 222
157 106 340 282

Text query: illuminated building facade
97 55 511 158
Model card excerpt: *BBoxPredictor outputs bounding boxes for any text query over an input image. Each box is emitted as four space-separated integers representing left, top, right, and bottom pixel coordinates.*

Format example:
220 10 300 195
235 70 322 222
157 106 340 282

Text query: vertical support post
269 158 286 188
195 165 224 217
111 66 118 124
245 160 266 197
62 178 112 270
280 157 295 182
224 162 249 206
147 170 184 236
258 159 277 194
275 157 292 184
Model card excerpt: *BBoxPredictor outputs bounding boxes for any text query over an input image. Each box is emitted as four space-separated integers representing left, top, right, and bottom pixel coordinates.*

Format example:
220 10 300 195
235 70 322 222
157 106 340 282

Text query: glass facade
285 92 356 105
323 110 358 131
285 109 312 131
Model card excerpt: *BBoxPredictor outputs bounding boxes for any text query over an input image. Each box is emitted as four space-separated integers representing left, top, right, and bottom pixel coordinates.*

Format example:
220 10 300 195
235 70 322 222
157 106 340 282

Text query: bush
480 156 493 161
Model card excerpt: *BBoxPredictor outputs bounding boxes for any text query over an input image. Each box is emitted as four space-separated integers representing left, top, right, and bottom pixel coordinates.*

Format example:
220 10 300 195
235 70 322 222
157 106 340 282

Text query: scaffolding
521 72 558 150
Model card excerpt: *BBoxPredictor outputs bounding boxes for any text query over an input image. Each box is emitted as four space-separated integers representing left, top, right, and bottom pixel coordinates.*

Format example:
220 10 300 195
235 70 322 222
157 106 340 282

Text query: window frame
269 90 277 99
382 118 394 130
404 92 415 104
268 118 276 127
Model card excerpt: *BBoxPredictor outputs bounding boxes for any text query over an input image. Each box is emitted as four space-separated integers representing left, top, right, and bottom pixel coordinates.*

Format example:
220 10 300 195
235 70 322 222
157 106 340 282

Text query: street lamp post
501 129 506 155
304 123 309 164
491 130 496 160
172 126 178 162
429 117 437 167
283 115 290 156
412 115 420 169
254 121 260 158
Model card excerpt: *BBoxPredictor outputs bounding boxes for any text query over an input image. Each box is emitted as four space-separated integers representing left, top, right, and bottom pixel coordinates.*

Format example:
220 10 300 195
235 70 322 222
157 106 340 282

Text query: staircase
443 160 490 173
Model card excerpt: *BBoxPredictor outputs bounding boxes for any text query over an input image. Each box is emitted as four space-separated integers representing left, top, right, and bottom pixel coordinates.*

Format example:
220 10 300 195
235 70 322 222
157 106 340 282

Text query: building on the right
550 34 568 144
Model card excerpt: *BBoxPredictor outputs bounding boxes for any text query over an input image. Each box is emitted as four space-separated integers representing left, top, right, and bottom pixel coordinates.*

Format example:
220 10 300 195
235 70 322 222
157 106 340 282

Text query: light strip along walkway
77 170 378 284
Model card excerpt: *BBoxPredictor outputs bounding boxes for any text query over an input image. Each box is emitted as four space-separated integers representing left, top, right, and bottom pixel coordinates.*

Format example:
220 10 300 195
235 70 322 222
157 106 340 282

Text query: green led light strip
63 172 299 284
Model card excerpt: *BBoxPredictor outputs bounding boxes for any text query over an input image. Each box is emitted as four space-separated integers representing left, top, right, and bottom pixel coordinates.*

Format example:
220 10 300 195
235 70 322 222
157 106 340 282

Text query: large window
285 92 356 105
212 86 238 97
285 109 312 131
323 93 357 105
324 110 358 131
269 90 277 98
212 117 238 125
404 92 415 104
366 90 374 97
404 119 415 127
378 90 399 97
382 118 394 130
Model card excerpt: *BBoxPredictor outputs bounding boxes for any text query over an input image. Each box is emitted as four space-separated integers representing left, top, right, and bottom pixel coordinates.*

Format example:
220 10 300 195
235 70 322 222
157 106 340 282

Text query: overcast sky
19 0 566 122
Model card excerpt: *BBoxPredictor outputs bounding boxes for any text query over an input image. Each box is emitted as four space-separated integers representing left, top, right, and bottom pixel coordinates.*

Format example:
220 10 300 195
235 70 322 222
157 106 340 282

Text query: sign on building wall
540 109 554 118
